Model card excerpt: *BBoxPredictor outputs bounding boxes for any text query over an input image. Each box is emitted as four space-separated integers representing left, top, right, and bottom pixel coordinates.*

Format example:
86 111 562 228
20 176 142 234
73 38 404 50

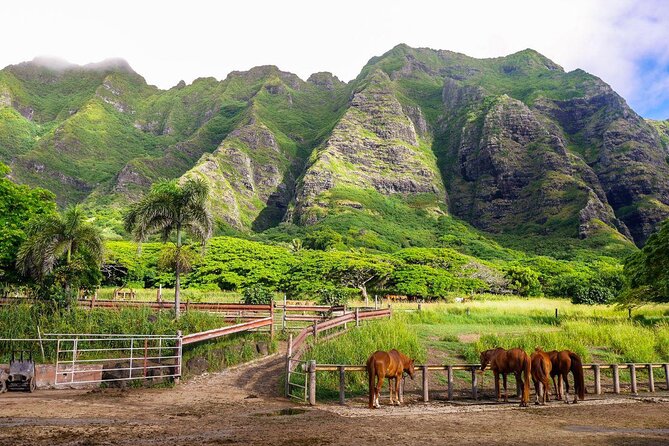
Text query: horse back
494 348 529 373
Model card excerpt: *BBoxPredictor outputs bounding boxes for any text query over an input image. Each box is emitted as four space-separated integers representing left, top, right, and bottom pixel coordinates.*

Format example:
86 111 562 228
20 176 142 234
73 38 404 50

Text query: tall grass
302 318 426 397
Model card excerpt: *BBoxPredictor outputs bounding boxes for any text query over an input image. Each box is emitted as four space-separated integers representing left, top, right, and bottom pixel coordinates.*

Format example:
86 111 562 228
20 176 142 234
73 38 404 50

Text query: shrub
242 285 274 305
316 287 351 306
505 266 542 297
571 285 614 305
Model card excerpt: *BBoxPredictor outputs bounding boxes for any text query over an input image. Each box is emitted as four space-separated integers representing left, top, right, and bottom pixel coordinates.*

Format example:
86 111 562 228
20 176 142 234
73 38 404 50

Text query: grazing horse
547 350 585 404
367 349 415 409
480 347 531 407
530 348 552 405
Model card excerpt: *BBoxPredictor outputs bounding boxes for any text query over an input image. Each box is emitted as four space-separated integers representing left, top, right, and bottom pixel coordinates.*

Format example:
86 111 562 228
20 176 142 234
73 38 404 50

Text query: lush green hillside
1 46 668 285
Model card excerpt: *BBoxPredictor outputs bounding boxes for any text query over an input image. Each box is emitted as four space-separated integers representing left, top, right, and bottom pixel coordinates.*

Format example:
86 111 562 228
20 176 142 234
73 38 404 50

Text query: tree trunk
360 285 369 307
175 228 182 319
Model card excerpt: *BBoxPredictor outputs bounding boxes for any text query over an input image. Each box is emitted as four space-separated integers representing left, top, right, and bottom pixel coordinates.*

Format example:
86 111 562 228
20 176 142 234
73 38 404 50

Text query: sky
3 0 669 119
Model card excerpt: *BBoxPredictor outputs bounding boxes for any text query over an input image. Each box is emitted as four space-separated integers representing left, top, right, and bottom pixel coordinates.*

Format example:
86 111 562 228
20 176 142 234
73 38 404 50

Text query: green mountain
1 46 668 250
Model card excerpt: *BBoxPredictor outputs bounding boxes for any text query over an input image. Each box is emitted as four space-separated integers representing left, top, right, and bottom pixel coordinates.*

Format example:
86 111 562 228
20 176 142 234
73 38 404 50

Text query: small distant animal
480 347 531 407
530 348 552 405
384 295 408 302
547 350 585 403
367 349 415 409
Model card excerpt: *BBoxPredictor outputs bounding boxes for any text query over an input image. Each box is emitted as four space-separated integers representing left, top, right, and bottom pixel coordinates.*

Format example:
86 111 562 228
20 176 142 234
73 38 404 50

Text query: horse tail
570 352 585 400
368 357 376 408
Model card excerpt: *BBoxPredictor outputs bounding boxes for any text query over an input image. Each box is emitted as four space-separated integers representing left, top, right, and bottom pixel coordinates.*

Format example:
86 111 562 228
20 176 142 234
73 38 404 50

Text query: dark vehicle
6 350 36 392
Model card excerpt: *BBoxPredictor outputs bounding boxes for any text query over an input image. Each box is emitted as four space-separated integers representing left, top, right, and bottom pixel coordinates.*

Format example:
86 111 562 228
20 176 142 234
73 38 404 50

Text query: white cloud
2 0 668 117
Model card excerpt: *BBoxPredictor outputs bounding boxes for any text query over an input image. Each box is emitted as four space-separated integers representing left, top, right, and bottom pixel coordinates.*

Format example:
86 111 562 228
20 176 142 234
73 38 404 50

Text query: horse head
405 358 415 380
479 348 501 372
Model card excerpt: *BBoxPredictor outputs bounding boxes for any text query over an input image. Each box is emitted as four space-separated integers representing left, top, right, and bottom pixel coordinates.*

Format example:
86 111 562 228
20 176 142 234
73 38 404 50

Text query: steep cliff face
293 69 445 224
185 119 295 230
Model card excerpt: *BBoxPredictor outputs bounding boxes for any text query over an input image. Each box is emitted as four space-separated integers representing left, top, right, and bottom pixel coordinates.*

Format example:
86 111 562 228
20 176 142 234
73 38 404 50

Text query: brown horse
480 347 531 407
367 349 415 409
547 350 585 403
530 348 552 405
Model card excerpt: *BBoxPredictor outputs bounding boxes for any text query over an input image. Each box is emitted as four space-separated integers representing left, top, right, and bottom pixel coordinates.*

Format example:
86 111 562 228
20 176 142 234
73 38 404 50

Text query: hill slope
0 47 667 248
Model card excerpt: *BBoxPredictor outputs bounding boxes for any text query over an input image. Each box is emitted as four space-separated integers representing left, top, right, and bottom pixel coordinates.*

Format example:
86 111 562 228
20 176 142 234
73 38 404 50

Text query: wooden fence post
270 301 275 339
629 364 637 395
355 308 360 327
284 334 293 397
647 364 655 392
664 364 669 390
471 367 478 400
338 366 346 405
447 365 453 401
555 308 558 320
308 360 316 406
612 364 620 394
422 365 429 402
282 294 287 331
312 323 318 341
175 330 182 385
593 364 601 395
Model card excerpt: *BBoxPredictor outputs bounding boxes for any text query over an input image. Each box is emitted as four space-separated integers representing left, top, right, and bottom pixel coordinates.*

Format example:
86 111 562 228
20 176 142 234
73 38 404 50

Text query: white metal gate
53 333 181 387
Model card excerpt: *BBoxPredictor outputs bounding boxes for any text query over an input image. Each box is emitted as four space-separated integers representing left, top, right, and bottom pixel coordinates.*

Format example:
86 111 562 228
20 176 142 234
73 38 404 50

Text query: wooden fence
303 361 669 405
285 308 392 400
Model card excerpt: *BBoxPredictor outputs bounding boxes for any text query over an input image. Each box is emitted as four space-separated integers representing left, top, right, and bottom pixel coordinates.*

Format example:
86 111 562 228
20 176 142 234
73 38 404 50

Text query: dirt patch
458 333 481 343
1 346 668 445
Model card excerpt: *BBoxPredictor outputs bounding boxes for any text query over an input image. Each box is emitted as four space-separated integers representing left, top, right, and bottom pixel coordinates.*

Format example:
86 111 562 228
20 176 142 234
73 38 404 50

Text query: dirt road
1 352 668 446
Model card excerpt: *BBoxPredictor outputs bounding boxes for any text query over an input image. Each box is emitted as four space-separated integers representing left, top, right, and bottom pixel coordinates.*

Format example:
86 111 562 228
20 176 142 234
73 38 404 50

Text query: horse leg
533 377 541 405
503 373 508 403
494 372 500 402
395 376 402 406
552 376 560 400
375 374 383 408
562 372 570 404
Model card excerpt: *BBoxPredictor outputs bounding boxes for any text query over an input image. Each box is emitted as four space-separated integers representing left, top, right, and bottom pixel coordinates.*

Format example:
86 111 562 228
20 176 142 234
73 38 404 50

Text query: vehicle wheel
28 378 36 393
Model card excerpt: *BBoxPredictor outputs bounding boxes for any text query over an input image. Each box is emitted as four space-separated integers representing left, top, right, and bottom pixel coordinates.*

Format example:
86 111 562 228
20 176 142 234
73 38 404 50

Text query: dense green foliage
241 285 274 305
16 205 103 305
0 163 56 286
622 218 669 304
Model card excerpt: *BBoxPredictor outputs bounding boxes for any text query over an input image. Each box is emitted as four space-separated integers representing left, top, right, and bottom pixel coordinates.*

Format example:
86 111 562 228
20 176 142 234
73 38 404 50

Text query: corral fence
0 296 350 333
303 361 669 406
285 307 392 401
0 312 275 388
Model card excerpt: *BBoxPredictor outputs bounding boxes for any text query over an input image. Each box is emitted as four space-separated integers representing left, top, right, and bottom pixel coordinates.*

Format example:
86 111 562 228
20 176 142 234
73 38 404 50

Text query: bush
316 287 351 306
241 285 274 305
505 266 542 297
571 285 614 305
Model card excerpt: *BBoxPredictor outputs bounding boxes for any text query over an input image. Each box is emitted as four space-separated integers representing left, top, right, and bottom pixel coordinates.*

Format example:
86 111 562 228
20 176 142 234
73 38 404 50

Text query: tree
621 219 669 304
0 163 56 287
16 205 103 303
124 179 212 317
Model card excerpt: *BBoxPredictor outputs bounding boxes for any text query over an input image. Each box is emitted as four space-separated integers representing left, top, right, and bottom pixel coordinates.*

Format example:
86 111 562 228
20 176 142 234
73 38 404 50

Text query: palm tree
124 178 212 317
17 205 103 283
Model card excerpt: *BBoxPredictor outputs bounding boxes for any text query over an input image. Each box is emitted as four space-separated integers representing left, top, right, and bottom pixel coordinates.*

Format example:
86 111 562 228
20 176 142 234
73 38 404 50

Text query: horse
480 347 531 407
547 350 585 403
367 349 415 409
530 348 552 405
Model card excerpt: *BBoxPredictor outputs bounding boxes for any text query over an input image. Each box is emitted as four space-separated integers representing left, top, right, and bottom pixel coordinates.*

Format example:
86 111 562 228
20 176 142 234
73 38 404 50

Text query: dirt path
1 349 669 446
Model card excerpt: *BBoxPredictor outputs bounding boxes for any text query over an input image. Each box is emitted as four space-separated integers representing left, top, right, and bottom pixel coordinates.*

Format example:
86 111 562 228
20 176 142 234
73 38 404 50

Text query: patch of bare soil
1 345 668 446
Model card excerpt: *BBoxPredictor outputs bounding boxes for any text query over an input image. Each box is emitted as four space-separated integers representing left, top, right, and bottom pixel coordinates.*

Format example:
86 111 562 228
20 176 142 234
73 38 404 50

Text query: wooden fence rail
306 362 669 406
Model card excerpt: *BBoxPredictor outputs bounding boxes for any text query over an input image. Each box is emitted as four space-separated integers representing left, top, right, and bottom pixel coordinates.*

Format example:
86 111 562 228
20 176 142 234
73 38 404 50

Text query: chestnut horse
480 347 531 407
547 350 585 403
530 348 552 405
367 349 415 409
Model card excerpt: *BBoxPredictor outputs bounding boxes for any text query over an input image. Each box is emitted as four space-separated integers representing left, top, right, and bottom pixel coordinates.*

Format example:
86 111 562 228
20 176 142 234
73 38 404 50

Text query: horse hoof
534 401 540 406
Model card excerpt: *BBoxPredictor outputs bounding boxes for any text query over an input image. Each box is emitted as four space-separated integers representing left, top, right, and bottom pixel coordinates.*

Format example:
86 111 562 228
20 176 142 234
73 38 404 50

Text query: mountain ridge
1 45 668 248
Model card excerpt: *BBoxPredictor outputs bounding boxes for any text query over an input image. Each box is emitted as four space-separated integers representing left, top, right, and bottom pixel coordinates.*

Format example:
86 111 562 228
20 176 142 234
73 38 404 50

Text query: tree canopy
622 219 669 304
